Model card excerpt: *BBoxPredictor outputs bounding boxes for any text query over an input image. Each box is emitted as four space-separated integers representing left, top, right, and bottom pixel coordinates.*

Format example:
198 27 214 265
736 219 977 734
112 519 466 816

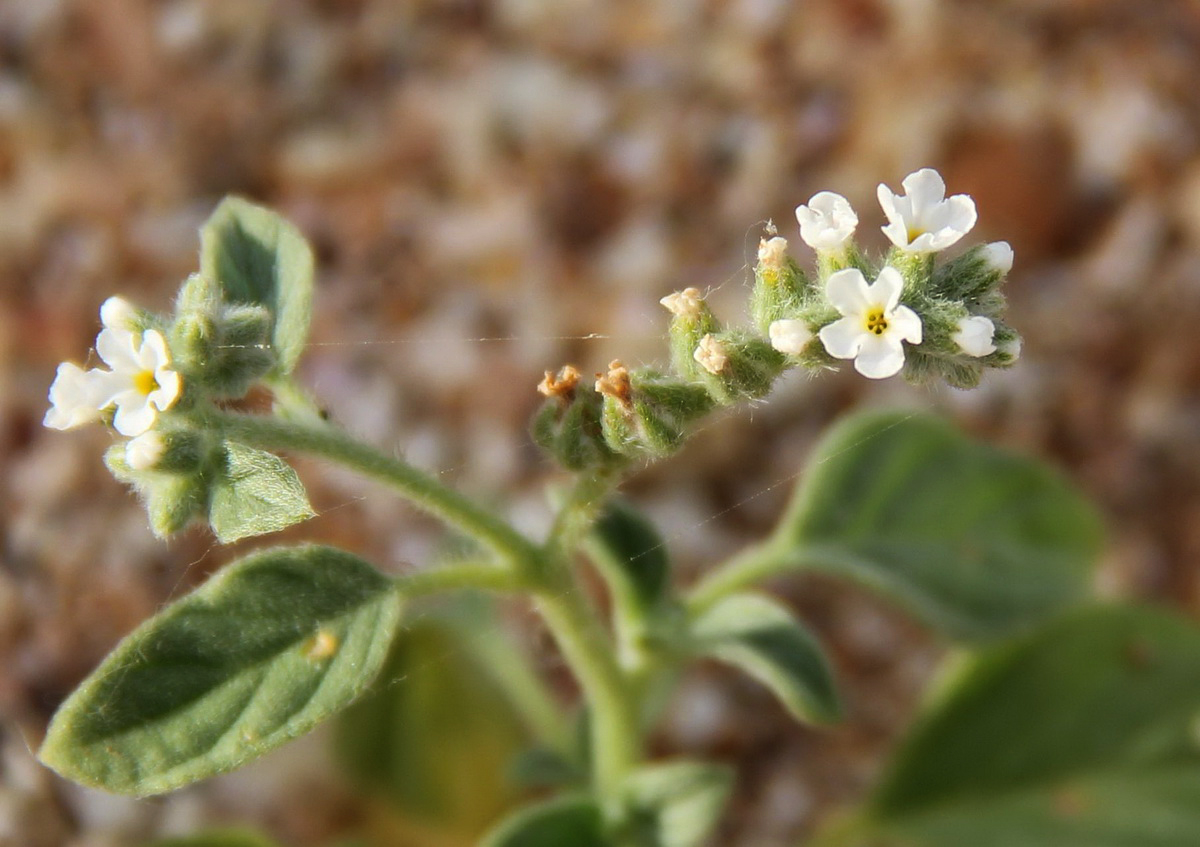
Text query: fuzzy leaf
480 795 607 847
209 441 314 543
836 605 1200 846
590 499 670 615
200 196 314 373
336 617 530 839
690 593 840 724
781 411 1102 641
620 760 734 847
39 546 403 795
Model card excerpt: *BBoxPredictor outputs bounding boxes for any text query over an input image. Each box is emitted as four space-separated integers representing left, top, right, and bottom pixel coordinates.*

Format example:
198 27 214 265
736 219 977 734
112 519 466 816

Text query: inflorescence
533 168 1020 470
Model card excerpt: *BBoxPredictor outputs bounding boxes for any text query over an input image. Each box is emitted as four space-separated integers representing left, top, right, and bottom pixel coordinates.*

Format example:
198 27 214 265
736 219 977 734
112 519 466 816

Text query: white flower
877 168 977 252
93 327 182 437
981 241 1014 274
660 287 704 318
769 319 812 355
1000 335 1022 361
100 296 139 331
818 266 922 379
757 236 788 270
694 334 728 375
795 192 857 252
952 316 997 357
126 430 166 471
44 362 108 430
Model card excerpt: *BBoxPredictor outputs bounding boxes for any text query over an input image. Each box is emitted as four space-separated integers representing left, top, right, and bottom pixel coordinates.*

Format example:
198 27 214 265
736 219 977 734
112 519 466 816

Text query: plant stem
533 568 640 799
392 563 525 597
205 410 540 568
686 534 803 614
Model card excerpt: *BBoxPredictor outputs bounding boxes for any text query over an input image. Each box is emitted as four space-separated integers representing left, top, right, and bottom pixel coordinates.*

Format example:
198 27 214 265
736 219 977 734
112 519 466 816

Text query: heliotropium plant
44 172 1191 847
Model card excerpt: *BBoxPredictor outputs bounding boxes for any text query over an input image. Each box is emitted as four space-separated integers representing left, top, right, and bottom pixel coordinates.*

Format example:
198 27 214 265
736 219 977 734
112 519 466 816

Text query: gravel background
3 1 1200 845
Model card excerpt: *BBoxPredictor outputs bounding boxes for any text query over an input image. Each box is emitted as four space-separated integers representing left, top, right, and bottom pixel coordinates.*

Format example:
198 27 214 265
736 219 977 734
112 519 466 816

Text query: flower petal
112 396 157 437
796 191 857 251
100 296 137 331
888 305 923 345
95 327 139 371
900 168 946 215
44 363 106 430
818 317 865 360
825 268 870 316
853 334 906 379
983 241 1014 274
870 266 905 312
150 368 182 411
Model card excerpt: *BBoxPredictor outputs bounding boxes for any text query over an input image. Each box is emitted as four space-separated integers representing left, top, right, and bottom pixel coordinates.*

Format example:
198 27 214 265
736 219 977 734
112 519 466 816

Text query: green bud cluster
104 427 219 537
171 274 275 398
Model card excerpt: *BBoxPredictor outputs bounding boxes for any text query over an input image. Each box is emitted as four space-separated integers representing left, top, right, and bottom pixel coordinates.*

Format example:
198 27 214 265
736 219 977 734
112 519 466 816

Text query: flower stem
392 563 525 597
533 566 640 799
686 534 806 614
205 410 540 568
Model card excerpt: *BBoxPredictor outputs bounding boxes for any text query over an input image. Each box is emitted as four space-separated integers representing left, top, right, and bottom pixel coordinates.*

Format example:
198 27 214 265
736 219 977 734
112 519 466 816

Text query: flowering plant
37 173 1199 847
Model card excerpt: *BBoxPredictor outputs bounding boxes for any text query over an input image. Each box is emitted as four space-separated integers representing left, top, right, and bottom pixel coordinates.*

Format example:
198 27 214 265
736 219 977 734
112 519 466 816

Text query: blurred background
3 1 1200 845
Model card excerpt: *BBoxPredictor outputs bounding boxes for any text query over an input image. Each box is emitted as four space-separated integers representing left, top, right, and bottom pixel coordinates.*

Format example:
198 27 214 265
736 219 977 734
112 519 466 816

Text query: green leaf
200 196 315 373
336 617 530 838
208 441 314 543
690 593 840 724
480 795 607 847
838 605 1200 846
619 760 734 847
782 411 1102 641
142 830 280 847
589 499 671 615
39 546 403 795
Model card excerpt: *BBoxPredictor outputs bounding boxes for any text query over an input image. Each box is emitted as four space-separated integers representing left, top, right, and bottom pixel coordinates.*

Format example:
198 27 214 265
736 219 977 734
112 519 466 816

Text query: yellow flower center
907 225 926 243
134 369 160 396
865 308 888 336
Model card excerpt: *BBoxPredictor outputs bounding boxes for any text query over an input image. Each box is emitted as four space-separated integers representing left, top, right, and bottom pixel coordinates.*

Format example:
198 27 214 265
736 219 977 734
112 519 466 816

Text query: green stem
533 565 640 799
392 563 525 597
686 534 803 614
205 410 539 568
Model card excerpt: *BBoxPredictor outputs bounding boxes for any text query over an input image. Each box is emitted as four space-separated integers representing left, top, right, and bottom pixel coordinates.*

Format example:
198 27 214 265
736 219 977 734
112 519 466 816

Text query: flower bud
596 363 714 458
693 331 786 406
661 289 721 382
104 443 210 537
750 237 809 335
531 366 621 471
931 242 1013 301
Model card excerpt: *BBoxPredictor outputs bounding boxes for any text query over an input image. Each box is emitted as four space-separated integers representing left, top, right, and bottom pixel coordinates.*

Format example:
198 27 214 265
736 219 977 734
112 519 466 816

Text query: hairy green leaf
200 196 314 373
690 593 840 724
40 546 402 795
619 760 734 847
209 441 314 543
480 795 607 847
783 411 1102 641
589 499 670 615
832 605 1200 846
336 617 530 838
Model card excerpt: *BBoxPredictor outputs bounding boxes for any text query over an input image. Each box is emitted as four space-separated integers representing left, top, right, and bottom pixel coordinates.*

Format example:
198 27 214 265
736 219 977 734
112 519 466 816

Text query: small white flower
877 168 977 253
795 191 858 252
660 287 704 318
1000 335 1022 361
952 316 997 357
694 334 729 375
94 327 182 437
44 362 108 430
769 319 812 355
757 236 788 271
100 296 139 332
126 430 166 471
981 241 1014 274
818 266 922 379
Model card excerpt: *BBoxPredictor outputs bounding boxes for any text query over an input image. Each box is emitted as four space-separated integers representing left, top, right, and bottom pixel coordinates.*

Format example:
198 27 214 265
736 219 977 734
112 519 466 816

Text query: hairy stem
205 410 540 568
686 534 807 614
533 565 640 798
